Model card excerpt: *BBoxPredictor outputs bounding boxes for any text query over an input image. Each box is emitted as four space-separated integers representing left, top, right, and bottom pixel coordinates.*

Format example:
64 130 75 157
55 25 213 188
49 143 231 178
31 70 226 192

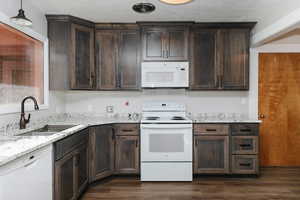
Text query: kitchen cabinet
70 24 95 89
194 135 229 174
222 29 249 90
89 125 115 182
46 15 95 90
190 29 219 89
95 24 140 90
230 124 259 175
190 23 255 90
115 136 140 174
54 129 89 200
141 24 190 61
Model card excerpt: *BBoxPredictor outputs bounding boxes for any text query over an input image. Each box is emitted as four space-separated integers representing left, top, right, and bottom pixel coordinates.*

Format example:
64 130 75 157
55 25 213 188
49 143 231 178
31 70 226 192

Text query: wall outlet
106 106 114 113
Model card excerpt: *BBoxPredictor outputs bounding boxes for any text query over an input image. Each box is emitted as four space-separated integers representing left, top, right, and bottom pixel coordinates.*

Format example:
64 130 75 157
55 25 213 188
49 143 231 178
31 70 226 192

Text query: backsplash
65 89 250 115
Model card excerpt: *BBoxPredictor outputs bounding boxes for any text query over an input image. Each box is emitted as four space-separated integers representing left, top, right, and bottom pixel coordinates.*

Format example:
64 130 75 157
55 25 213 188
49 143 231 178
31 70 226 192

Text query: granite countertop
0 116 260 167
0 117 139 167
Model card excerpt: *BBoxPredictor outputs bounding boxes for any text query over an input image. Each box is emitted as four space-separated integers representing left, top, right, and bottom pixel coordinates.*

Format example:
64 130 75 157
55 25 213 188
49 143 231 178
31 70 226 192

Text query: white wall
0 0 65 127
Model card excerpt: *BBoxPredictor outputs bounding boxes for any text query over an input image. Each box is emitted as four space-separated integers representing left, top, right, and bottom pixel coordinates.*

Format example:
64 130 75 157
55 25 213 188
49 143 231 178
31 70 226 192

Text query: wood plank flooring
81 168 300 200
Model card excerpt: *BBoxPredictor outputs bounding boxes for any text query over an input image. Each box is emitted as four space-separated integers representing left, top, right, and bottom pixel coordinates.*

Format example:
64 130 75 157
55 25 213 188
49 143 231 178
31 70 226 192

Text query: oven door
141 124 192 162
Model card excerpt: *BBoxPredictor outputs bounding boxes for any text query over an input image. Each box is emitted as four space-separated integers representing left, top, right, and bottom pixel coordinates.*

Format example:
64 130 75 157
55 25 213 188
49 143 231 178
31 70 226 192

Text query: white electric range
140 102 193 181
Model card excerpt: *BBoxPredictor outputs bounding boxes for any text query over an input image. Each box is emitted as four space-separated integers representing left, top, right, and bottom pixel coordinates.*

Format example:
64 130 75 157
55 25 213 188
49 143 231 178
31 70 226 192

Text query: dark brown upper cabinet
95 30 118 90
95 24 140 90
190 29 219 90
70 24 95 89
141 24 190 61
46 15 95 90
189 23 255 90
222 29 249 90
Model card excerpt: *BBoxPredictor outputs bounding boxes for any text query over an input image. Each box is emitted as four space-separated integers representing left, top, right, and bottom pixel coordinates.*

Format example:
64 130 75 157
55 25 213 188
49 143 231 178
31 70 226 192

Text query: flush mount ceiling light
133 3 156 14
159 0 193 5
10 0 32 26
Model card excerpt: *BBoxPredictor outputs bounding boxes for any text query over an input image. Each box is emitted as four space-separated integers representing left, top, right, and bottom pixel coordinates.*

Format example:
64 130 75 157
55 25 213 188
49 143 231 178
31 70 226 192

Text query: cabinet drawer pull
121 129 134 132
239 144 252 147
240 129 251 132
239 163 251 167
206 129 217 132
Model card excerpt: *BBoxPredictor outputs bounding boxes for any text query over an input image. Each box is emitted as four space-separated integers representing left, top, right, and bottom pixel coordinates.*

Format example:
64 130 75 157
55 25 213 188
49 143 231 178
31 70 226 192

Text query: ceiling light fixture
159 0 193 5
133 3 156 14
10 0 32 26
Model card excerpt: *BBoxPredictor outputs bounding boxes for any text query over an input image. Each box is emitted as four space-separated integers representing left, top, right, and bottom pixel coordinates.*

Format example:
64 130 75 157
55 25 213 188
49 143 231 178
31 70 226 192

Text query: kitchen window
0 17 49 114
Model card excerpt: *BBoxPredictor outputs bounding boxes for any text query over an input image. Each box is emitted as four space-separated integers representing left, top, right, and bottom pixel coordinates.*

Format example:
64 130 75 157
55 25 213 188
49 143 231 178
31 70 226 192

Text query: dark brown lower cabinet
54 141 88 200
194 136 229 174
89 125 115 182
115 136 140 174
232 155 259 174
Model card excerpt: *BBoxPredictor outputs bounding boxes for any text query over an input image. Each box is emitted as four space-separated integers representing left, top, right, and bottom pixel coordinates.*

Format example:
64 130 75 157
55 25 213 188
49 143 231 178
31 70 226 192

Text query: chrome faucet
20 96 39 129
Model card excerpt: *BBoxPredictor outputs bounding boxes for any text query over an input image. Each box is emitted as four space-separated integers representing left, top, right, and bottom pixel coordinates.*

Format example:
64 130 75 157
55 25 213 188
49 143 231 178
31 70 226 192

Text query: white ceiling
28 0 300 34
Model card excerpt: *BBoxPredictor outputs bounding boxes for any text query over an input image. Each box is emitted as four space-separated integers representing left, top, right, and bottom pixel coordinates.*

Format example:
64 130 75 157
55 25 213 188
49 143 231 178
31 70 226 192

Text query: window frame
0 12 49 115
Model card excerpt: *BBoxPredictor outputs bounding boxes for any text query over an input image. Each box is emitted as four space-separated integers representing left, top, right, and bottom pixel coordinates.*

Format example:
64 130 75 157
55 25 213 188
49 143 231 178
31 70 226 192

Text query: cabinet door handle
240 129 251 132
112 127 116 140
239 163 251 167
239 144 251 147
122 129 134 132
136 140 139 148
206 129 217 132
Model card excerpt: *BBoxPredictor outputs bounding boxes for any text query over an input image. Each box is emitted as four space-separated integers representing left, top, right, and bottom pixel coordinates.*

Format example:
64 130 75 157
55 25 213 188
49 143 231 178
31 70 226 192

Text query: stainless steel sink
20 125 76 136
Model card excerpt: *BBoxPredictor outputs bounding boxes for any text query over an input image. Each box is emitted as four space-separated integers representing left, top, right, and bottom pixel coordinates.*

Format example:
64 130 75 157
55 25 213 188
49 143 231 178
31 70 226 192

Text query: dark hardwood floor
81 168 300 200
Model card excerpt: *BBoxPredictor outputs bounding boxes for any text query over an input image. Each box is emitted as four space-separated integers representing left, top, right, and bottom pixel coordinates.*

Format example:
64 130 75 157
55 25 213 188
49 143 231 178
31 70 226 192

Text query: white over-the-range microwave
141 62 189 88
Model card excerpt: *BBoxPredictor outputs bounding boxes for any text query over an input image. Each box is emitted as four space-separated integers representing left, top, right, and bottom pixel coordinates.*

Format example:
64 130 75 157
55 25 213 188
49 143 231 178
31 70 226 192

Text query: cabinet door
70 24 95 90
142 28 166 61
95 30 118 90
89 126 114 182
222 29 249 90
165 27 189 61
118 31 140 90
190 29 219 89
115 136 140 174
194 136 229 174
74 142 88 197
55 153 76 200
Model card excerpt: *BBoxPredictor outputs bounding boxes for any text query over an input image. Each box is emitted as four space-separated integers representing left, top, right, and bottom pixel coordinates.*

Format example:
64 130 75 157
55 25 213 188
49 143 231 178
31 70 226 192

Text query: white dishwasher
0 145 53 200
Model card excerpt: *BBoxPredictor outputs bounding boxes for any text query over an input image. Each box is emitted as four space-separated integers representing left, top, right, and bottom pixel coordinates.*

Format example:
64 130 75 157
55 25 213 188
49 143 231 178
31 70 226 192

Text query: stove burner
172 116 185 120
146 116 160 120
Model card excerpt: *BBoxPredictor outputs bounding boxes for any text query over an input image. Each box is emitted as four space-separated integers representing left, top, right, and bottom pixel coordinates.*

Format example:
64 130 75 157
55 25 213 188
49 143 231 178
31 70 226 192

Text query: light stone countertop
0 116 260 167
0 117 139 167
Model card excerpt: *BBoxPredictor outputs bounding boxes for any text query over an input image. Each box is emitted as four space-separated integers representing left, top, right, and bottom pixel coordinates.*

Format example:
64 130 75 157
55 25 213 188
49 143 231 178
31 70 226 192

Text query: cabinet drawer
232 155 259 174
54 128 89 161
231 124 259 136
194 124 229 135
232 136 258 155
115 124 139 136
